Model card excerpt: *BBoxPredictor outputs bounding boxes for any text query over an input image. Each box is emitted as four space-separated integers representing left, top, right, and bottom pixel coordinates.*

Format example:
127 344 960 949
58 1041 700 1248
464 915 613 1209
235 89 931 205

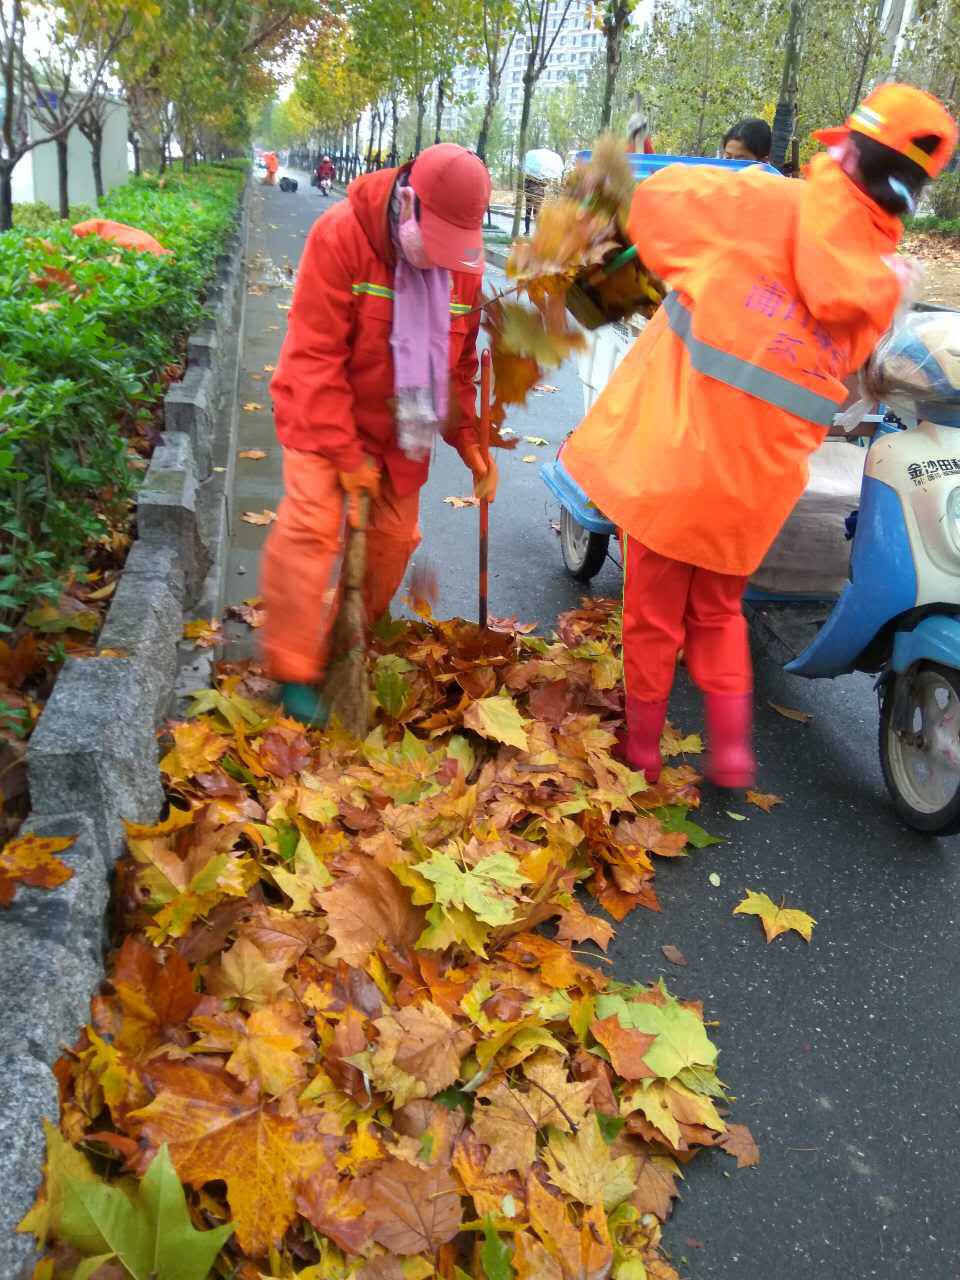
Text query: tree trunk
600 8 626 130
56 135 69 218
353 115 361 176
476 78 499 161
131 134 141 176
390 95 399 166
0 163 13 233
414 88 427 156
90 125 104 201
376 110 385 164
434 78 445 144
365 110 376 167
511 74 536 238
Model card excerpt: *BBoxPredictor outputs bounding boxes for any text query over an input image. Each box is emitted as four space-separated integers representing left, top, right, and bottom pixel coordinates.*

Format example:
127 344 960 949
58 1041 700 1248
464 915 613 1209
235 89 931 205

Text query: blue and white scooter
786 310 960 834
543 309 960 835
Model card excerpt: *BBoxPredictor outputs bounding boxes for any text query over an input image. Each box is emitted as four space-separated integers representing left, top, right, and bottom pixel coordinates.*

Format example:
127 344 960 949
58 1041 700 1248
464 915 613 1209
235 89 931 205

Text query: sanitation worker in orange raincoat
563 84 958 788
261 143 496 724
263 151 279 185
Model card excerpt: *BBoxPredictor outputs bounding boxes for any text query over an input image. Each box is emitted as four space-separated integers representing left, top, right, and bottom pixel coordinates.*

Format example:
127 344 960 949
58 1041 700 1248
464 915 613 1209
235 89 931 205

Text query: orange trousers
260 450 420 683
622 536 752 702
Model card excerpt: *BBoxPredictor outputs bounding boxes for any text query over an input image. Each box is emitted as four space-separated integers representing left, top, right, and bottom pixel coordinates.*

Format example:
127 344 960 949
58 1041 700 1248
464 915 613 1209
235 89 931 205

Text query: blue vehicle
540 155 960 833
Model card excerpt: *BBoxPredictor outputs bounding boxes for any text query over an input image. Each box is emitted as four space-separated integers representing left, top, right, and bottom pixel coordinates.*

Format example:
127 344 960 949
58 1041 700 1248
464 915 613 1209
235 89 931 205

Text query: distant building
8 90 128 208
442 0 606 134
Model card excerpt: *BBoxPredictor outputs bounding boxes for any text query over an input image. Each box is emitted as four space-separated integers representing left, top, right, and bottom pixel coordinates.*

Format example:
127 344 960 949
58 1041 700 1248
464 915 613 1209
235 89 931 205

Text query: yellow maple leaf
733 890 816 943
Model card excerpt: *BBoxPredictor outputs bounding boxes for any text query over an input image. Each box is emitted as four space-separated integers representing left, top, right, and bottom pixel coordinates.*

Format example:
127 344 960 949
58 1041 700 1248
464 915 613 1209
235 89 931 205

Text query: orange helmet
813 83 957 179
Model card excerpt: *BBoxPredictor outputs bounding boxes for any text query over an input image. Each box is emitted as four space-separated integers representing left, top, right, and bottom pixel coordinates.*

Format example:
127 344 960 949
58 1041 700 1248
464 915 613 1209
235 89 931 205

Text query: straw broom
321 491 370 738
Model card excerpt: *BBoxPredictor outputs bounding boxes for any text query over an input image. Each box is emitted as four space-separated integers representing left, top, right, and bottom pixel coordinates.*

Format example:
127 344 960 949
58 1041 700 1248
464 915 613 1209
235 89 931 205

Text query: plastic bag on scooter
838 305 960 429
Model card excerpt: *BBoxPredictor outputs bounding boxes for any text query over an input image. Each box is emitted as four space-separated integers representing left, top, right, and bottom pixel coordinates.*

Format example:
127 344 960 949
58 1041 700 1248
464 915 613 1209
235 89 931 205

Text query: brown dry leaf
719 1122 760 1168
131 1061 329 1256
320 860 426 966
367 1158 463 1254
768 701 813 725
374 1002 473 1095
632 1147 682 1220
474 1053 592 1174
451 1134 524 1215
241 509 278 526
526 1173 613 1280
195 999 311 1097
443 495 479 509
746 790 783 812
242 402 264 412
263 363 276 371
204 936 290 1005
0 833 74 907
296 1162 372 1253
590 1016 656 1081
227 599 267 629
661 944 687 966
522 455 538 464
554 902 615 952
238 449 267 460
0 633 42 687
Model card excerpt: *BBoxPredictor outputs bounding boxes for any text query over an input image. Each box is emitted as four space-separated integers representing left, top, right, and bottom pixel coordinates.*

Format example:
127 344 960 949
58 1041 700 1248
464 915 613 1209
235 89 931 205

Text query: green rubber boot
280 682 330 728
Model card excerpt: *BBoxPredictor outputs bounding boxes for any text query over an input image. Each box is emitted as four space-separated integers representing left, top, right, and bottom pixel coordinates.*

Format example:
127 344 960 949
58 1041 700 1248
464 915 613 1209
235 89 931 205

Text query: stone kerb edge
2 176 251 1279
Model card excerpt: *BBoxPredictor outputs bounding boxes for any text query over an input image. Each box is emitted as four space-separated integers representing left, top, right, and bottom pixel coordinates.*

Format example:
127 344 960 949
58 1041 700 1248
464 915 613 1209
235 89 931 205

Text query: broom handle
479 348 491 629
343 491 369 595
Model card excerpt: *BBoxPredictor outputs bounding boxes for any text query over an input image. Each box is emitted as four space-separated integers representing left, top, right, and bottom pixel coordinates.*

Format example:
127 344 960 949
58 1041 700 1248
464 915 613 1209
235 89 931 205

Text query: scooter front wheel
560 507 609 581
879 662 960 835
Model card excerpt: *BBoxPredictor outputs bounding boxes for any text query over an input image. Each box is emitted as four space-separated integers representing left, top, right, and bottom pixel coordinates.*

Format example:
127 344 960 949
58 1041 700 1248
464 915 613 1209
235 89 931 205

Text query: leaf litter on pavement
24 599 764 1278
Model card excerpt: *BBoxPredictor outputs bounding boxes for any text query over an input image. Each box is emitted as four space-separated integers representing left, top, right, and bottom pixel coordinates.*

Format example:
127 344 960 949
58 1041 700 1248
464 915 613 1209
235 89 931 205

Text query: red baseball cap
812 83 957 178
410 144 491 275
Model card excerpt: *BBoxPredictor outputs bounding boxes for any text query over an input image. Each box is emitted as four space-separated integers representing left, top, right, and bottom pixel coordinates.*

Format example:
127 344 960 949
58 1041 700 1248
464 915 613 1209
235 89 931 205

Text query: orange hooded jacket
562 154 904 576
270 165 482 497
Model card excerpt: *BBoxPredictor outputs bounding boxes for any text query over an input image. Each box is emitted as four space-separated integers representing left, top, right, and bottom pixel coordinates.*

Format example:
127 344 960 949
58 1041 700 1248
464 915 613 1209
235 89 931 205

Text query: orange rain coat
563 154 904 576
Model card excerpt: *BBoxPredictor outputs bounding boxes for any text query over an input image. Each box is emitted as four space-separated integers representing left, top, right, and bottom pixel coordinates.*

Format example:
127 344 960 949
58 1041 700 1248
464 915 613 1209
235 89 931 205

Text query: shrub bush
0 165 246 632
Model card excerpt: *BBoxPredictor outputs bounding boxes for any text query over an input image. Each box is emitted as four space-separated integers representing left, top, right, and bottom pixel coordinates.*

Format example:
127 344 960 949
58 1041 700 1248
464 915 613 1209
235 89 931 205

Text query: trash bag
71 218 170 256
279 176 298 193
839 307 960 427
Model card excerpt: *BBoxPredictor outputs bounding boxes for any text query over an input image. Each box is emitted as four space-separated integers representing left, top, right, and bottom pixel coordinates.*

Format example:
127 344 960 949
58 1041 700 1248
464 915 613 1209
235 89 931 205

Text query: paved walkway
224 170 960 1280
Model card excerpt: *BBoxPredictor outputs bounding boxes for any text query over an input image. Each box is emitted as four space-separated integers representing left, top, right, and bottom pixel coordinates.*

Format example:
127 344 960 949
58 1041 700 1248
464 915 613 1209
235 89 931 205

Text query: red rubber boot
619 697 669 783
704 692 756 788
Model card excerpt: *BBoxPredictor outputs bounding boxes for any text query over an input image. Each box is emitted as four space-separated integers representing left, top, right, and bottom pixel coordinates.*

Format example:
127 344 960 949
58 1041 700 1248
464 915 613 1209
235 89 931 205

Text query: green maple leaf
56 1143 234 1280
594 992 717 1080
417 849 529 926
481 1215 514 1280
464 695 531 750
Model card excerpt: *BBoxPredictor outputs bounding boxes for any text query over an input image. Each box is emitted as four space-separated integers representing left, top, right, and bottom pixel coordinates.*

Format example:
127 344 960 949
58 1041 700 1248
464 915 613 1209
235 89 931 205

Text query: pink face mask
397 185 433 269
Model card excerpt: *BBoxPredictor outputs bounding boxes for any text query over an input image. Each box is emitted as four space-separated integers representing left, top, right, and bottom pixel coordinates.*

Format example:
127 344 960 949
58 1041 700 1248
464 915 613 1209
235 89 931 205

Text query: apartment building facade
443 0 605 133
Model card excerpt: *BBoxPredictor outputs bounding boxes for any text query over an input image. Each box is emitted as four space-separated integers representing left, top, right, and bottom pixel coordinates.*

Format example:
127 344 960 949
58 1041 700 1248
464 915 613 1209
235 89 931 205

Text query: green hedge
0 164 246 631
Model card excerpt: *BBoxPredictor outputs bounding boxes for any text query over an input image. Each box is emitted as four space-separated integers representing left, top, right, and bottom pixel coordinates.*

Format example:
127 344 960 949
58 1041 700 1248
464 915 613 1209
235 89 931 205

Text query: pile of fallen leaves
483 136 665 428
23 602 758 1280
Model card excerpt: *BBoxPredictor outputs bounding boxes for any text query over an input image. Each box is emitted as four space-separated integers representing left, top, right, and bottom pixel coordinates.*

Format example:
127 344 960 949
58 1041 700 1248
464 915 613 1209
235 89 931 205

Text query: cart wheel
879 662 960 835
560 507 609 581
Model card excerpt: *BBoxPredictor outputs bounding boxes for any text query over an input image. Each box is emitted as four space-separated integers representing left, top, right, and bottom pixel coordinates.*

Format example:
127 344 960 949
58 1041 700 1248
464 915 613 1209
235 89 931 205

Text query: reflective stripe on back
662 291 838 426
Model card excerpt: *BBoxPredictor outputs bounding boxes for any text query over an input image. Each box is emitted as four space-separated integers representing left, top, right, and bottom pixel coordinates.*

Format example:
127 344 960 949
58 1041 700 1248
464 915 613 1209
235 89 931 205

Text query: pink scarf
390 179 450 460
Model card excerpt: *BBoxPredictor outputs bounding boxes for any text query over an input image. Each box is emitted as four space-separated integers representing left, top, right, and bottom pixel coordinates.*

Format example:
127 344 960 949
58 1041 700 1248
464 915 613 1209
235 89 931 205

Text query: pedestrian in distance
721 118 772 163
315 154 335 195
563 83 957 789
260 143 497 725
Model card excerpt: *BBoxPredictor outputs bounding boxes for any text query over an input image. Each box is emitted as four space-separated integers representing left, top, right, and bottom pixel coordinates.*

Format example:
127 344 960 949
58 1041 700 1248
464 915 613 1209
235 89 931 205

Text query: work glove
339 459 381 529
462 444 499 502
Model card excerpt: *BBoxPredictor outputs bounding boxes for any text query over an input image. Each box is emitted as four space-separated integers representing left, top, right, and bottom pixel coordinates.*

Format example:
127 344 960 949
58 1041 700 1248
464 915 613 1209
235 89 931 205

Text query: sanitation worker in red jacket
262 143 496 724
563 84 957 788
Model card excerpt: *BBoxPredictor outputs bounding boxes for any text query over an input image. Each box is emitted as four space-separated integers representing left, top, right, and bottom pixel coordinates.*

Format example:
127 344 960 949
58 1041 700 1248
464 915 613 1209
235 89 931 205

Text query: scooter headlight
948 487 960 554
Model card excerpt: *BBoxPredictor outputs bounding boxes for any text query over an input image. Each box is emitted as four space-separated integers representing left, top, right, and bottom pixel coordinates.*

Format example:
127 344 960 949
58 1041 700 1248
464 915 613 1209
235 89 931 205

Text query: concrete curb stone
6 173 251 1278
0 1055 60 1280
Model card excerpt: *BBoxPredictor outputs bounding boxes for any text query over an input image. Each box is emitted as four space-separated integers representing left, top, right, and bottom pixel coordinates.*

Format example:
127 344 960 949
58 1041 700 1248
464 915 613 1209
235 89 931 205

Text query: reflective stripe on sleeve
662 291 839 427
351 282 395 300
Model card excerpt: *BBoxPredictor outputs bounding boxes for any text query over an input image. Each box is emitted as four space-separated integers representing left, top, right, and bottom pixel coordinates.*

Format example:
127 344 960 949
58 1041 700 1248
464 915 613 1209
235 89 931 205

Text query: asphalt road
229 172 960 1280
